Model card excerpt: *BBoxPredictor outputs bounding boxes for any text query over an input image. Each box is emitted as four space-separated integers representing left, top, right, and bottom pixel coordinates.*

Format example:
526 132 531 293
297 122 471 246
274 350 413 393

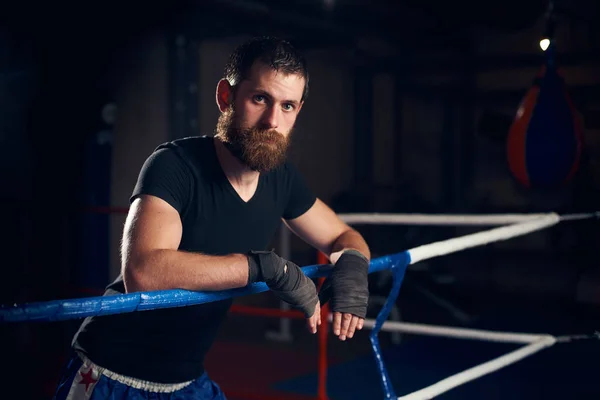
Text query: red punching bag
507 44 583 188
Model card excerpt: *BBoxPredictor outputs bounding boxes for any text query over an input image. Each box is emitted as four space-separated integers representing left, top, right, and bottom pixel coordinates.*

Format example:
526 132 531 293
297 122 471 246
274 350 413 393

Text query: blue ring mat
273 311 599 399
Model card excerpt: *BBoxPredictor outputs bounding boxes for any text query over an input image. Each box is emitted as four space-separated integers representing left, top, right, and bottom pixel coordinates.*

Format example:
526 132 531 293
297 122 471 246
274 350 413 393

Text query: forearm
328 228 371 264
123 249 249 293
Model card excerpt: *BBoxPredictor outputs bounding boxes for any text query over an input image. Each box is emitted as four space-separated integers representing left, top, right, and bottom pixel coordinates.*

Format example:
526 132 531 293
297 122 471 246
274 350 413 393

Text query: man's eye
283 104 294 111
254 95 265 103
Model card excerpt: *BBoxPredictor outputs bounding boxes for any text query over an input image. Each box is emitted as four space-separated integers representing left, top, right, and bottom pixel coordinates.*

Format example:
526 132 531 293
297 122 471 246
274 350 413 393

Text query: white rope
359 319 550 344
397 337 557 400
408 214 560 264
339 213 552 226
558 212 600 221
354 214 563 399
339 211 598 226
326 211 596 399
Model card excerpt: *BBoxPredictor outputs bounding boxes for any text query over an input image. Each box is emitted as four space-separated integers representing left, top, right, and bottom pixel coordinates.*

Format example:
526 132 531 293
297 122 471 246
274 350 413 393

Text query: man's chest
179 184 286 255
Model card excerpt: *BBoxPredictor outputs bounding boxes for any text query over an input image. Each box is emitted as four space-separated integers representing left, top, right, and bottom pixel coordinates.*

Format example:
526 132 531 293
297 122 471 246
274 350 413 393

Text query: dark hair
223 36 309 102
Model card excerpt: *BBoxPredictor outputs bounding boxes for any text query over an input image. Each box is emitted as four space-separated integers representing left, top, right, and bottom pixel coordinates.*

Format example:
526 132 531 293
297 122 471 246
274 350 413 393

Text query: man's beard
215 108 292 173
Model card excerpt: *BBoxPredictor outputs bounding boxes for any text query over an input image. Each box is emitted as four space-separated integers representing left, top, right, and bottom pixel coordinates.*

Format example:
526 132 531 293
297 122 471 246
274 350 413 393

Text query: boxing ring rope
1 211 599 400
267 212 592 343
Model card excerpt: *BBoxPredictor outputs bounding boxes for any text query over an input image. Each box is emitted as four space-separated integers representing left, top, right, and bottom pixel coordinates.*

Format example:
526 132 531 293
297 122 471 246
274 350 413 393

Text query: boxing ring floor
205 284 599 400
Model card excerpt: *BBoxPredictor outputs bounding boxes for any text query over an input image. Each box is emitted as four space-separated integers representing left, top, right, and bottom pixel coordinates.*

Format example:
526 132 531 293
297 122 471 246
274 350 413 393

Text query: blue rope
1 250 413 400
0 253 405 323
369 252 411 399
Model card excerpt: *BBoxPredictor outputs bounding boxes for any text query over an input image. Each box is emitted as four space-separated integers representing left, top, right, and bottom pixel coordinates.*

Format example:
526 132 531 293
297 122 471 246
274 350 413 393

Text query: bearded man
54 36 371 400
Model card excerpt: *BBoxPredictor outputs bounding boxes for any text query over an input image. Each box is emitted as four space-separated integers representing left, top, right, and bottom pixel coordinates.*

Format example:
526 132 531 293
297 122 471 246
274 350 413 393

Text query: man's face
216 61 305 172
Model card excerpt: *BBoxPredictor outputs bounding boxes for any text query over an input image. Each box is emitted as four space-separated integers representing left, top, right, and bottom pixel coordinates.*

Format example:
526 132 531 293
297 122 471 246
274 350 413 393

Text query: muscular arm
328 228 371 264
285 198 371 340
121 194 249 293
285 199 370 263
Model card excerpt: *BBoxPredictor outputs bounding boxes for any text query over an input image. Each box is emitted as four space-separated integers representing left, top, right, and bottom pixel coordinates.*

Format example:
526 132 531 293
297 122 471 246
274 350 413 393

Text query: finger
339 313 353 340
317 301 322 326
346 316 360 339
333 312 342 336
309 302 320 334
307 314 317 334
357 318 364 330
307 309 314 333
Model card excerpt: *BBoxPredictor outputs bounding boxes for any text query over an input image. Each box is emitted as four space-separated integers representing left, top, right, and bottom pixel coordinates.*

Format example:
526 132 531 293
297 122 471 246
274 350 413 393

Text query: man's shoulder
275 160 303 176
154 135 213 154
265 161 306 187
149 135 215 166
268 160 293 178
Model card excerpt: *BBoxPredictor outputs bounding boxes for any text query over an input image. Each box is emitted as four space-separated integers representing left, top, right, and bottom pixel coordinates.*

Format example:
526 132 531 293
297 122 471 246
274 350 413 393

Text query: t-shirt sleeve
282 162 317 220
130 147 192 215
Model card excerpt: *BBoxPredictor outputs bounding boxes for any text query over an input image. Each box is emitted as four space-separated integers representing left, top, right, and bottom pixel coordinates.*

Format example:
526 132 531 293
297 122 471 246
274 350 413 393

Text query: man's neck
214 137 260 189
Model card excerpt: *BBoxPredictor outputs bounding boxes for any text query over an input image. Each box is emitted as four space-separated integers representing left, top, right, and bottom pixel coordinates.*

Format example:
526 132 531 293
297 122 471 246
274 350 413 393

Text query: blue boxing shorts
52 351 227 400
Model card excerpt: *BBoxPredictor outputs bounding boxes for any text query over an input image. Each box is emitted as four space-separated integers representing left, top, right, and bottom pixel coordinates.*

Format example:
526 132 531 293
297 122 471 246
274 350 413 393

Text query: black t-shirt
72 136 316 383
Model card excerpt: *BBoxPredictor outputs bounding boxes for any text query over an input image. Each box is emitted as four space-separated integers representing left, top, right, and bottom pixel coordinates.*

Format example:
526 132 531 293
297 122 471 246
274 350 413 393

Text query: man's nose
261 106 279 130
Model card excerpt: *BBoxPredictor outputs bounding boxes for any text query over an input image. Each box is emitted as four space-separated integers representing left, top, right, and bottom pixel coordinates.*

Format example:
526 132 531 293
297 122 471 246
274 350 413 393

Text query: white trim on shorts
65 352 194 399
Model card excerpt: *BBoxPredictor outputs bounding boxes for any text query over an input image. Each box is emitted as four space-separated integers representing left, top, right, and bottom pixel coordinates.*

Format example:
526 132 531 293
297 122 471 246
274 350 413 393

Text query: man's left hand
318 249 370 340
331 311 364 340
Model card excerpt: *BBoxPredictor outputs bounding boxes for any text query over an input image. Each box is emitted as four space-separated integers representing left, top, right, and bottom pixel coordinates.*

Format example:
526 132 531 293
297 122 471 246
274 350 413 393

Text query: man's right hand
247 250 320 333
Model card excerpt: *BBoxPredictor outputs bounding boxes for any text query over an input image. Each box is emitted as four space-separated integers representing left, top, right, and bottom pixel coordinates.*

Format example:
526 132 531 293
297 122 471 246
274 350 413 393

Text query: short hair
223 36 309 102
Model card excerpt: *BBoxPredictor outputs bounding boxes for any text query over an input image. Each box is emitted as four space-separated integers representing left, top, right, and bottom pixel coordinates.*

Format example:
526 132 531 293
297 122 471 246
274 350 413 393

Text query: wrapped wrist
247 253 262 284
319 248 370 318
246 250 318 317
337 249 369 266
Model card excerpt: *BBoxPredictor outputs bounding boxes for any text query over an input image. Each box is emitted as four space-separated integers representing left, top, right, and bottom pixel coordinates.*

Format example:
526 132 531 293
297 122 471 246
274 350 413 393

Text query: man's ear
216 79 233 112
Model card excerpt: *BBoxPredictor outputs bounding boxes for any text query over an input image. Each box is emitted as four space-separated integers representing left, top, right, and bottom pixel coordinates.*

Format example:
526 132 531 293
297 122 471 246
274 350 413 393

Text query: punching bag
507 43 583 188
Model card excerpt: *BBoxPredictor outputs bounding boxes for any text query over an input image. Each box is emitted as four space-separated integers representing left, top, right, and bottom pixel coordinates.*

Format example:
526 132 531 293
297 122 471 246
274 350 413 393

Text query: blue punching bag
76 102 115 293
507 43 583 188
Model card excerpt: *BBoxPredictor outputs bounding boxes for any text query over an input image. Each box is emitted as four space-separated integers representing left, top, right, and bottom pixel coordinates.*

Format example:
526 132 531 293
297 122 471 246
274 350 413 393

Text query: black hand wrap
247 250 318 318
318 249 370 318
